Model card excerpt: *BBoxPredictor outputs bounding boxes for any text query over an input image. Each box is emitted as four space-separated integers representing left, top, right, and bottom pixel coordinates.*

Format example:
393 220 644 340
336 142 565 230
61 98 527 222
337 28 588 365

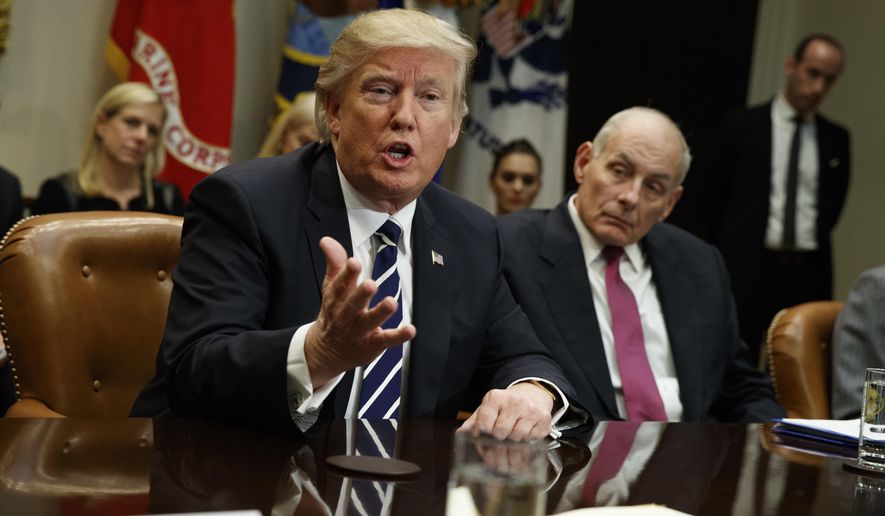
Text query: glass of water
445 432 548 516
859 368 885 469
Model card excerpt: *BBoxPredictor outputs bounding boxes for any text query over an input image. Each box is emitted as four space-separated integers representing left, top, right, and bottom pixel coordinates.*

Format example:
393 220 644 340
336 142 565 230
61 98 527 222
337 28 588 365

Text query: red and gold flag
107 0 236 198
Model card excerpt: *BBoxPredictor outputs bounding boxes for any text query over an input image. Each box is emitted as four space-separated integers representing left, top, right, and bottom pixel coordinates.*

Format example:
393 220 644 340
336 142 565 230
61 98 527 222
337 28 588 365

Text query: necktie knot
376 219 402 248
602 246 624 265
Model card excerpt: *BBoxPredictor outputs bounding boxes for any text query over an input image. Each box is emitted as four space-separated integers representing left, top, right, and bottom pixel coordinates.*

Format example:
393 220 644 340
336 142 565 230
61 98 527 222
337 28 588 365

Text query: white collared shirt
567 195 683 421
766 93 819 250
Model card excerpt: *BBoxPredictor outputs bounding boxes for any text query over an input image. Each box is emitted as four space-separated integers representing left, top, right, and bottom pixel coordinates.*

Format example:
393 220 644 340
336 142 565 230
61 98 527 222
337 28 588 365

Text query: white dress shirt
765 93 819 251
566 195 683 421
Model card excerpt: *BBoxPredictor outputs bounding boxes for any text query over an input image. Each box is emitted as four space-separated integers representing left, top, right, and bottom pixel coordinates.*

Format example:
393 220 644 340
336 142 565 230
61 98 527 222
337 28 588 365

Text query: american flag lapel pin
431 250 445 266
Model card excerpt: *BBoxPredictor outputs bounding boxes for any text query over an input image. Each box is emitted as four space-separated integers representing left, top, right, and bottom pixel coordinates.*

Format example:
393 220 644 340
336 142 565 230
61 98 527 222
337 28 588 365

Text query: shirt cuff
286 321 345 431
509 377 573 439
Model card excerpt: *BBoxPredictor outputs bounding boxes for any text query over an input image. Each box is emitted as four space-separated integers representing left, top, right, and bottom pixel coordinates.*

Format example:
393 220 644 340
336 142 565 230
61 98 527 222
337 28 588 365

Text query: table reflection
2 419 885 515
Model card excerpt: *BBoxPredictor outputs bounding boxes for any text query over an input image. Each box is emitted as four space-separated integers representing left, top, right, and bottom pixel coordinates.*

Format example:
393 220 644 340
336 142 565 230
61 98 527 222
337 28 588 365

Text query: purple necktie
582 421 641 506
602 246 667 421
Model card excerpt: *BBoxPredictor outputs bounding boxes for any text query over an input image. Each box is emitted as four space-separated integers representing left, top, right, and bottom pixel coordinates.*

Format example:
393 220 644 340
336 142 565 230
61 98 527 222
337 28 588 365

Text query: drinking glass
859 367 885 469
445 432 548 516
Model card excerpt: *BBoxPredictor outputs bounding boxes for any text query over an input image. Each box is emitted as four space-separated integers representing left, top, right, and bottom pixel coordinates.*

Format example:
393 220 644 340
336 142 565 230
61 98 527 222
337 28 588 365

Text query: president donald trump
133 8 584 440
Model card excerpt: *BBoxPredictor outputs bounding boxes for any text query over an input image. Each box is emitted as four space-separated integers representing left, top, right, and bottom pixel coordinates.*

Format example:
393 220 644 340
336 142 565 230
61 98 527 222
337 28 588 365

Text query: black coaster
326 455 421 480
843 458 885 478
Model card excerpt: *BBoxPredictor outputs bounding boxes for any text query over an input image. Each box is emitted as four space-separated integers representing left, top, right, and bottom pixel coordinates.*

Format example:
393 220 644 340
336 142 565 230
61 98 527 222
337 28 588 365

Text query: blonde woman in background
32 82 183 215
257 92 319 157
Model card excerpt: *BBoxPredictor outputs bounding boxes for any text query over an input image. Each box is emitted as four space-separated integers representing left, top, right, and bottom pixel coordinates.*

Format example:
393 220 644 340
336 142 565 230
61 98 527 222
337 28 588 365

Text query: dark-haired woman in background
489 138 542 216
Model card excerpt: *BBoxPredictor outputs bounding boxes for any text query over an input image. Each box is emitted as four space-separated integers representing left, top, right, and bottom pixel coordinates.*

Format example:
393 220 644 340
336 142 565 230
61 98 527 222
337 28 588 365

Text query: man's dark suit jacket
701 102 851 305
498 200 784 422
132 142 576 435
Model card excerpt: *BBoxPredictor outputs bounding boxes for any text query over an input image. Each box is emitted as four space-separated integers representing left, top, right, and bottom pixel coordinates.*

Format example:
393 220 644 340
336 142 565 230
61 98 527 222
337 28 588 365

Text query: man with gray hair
500 107 783 423
133 8 585 440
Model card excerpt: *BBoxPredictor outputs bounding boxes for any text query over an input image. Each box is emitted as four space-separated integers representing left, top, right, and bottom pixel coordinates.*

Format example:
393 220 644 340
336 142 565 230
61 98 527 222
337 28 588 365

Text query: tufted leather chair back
764 301 843 419
0 212 182 417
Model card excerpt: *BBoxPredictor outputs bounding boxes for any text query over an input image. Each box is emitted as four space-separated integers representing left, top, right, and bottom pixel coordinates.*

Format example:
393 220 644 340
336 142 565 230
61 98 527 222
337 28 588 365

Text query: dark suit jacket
133 142 577 435
0 166 23 236
499 200 784 422
700 102 851 303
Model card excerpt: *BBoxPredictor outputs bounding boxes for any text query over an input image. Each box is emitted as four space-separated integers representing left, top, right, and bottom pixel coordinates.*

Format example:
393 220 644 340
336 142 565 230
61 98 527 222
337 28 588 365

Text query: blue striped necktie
349 419 398 515
358 219 403 419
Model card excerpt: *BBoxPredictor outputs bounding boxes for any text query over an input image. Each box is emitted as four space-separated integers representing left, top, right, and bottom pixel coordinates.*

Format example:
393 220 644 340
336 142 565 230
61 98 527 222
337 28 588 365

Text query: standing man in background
696 34 849 362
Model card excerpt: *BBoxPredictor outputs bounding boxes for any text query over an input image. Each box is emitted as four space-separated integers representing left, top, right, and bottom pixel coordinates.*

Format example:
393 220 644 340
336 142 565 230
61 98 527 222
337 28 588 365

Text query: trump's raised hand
304 236 416 388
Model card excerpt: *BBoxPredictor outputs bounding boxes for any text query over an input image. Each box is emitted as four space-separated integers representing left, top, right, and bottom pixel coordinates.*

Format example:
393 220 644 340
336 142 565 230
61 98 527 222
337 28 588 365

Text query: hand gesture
304 237 416 388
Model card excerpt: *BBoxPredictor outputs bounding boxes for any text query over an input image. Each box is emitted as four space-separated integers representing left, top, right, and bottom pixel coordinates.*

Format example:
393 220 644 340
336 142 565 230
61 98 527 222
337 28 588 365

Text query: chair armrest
5 398 66 418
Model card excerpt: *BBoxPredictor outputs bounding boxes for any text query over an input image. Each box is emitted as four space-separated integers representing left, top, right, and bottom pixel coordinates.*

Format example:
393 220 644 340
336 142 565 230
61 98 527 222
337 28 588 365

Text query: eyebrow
359 71 449 93
612 151 676 183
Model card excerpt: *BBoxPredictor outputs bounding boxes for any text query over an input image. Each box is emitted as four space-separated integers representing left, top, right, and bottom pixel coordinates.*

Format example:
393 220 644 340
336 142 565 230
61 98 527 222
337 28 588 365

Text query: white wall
0 1 117 195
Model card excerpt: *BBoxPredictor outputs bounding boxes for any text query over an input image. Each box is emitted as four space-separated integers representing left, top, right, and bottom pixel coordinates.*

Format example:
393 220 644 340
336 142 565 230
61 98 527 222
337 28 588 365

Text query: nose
512 178 525 192
133 123 149 142
617 179 641 207
390 96 416 131
811 76 827 96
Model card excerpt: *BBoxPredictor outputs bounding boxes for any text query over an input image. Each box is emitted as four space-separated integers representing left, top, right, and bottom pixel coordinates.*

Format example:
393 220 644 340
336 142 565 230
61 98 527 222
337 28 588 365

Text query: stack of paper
772 418 861 446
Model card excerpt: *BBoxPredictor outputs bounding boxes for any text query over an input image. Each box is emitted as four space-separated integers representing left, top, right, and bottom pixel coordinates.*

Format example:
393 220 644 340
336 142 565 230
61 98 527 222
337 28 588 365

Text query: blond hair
77 82 166 208
257 91 317 157
315 8 476 140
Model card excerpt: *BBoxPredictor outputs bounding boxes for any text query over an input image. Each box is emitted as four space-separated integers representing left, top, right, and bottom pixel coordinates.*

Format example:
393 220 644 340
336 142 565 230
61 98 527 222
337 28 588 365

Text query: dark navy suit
499 200 784 422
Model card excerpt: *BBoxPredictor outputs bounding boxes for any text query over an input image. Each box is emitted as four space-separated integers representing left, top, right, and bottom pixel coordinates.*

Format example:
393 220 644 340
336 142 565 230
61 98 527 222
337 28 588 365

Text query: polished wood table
0 418 883 515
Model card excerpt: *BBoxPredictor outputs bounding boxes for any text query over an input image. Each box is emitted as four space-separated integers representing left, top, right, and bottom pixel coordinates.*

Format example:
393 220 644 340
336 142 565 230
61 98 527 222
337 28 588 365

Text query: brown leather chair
0 418 153 495
0 212 182 417
764 300 844 419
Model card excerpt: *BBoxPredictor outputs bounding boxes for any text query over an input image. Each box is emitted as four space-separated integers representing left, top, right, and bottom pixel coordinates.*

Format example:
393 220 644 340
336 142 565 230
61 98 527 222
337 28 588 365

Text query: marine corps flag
107 0 236 198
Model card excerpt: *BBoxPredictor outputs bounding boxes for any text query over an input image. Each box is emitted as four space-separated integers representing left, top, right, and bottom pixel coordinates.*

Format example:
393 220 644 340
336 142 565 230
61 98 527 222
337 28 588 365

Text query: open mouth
386 143 413 160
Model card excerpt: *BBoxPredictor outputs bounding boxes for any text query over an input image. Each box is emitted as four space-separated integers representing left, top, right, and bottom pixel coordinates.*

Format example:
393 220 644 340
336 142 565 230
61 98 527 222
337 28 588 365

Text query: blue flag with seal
456 0 572 213
272 2 364 115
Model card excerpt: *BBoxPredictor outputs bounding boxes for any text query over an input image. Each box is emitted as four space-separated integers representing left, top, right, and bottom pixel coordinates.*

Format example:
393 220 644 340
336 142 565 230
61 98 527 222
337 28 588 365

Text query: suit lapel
305 146 353 293
643 227 703 421
541 203 620 418
406 194 452 418
303 145 355 417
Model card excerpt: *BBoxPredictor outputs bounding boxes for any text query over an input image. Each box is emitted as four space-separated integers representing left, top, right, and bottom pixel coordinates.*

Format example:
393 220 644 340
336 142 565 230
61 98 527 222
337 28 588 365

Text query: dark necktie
602 246 667 421
582 421 642 506
358 219 404 419
782 116 802 250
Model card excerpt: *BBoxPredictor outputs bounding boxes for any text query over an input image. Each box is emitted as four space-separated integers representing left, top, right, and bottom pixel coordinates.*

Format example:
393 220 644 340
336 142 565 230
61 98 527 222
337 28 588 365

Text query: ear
660 186 683 221
784 55 796 76
325 95 342 138
573 141 594 185
447 118 461 149
94 113 109 139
